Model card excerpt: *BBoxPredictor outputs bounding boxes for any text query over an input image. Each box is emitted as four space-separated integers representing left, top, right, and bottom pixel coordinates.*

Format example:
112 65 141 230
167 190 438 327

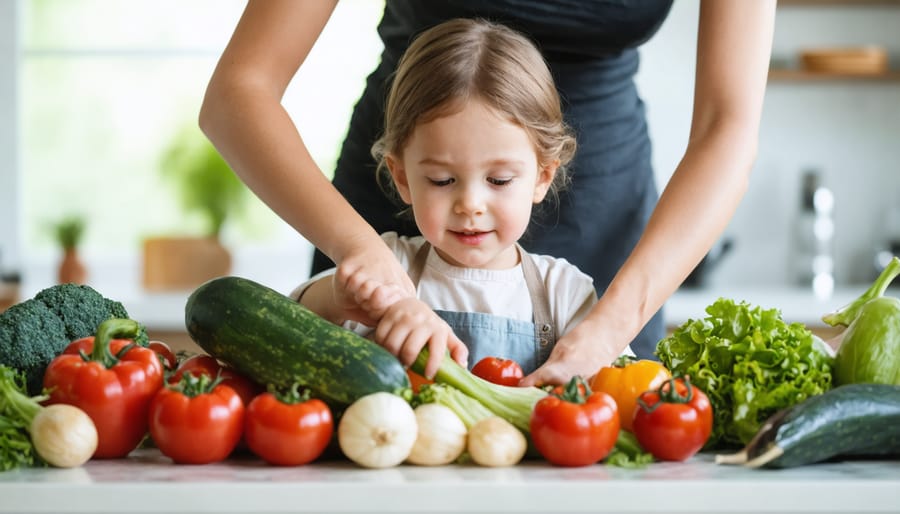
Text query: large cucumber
717 383 900 469
184 276 410 406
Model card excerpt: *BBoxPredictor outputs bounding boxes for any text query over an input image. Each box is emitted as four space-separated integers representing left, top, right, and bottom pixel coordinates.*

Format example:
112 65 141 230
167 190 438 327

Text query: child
294 18 626 380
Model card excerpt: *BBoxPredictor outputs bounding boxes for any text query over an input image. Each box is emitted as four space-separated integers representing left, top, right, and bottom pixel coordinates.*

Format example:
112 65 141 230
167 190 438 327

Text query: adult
199 0 776 386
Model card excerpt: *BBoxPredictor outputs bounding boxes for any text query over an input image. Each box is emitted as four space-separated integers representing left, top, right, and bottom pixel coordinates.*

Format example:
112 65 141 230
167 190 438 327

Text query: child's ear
386 154 412 205
533 160 559 203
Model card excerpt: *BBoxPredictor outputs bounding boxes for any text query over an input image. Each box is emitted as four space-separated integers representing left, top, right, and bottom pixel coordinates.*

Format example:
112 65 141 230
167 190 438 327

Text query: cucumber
184 276 410 406
716 383 900 469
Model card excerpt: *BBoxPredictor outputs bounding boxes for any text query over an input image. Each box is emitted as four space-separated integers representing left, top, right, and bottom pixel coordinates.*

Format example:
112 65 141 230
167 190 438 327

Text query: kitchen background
1 1 899 332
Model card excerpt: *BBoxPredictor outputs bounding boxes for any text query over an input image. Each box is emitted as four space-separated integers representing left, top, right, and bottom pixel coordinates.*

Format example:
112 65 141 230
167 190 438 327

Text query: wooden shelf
769 68 900 82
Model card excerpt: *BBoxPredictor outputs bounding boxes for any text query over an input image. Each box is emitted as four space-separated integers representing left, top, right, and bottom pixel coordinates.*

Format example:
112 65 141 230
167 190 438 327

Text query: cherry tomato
530 377 620 467
149 374 245 464
472 357 524 387
170 354 263 406
590 356 671 431
148 340 177 372
245 389 333 466
632 376 713 462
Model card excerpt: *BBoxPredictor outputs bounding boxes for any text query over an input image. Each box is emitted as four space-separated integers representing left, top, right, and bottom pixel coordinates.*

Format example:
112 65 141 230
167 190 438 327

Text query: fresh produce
407 403 467 466
0 365 97 470
149 373 245 464
632 376 713 462
529 377 620 467
604 430 655 468
590 356 671 431
716 383 900 469
410 383 495 429
410 349 547 433
656 298 833 448
148 341 178 372
338 392 418 468
244 385 333 466
184 276 410 406
169 354 263 406
471 357 524 387
0 283 133 394
466 416 527 467
43 318 163 458
823 256 900 386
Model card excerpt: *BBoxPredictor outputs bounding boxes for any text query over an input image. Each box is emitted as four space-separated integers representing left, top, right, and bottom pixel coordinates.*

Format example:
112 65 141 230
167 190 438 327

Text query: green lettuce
656 298 833 449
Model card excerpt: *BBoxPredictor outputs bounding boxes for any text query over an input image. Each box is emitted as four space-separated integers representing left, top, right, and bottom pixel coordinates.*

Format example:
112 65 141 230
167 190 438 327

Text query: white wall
0 0 19 278
637 2 900 287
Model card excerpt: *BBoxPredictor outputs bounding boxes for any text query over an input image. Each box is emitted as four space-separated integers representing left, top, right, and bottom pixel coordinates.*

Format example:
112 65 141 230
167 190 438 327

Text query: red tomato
245 392 333 466
170 354 263 406
529 377 620 467
149 376 245 464
632 377 713 462
471 357 524 387
148 340 177 372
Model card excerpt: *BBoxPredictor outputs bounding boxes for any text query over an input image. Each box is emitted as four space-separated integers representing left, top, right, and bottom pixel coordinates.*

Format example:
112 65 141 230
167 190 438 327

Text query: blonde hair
372 18 576 206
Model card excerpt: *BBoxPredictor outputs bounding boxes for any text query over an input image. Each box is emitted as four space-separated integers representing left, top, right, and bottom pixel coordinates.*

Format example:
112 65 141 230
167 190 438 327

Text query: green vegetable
0 284 133 395
0 366 45 471
604 430 654 469
716 383 900 469
656 298 833 449
410 349 547 434
823 256 900 386
411 383 495 429
184 276 410 406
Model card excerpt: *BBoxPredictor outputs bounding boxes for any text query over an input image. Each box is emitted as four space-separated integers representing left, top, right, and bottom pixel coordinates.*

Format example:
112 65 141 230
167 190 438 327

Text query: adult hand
374 298 469 380
332 242 417 326
519 317 621 387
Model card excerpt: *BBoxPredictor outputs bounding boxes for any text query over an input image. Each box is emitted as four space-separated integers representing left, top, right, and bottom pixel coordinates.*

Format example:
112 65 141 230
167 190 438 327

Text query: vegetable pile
656 298 833 449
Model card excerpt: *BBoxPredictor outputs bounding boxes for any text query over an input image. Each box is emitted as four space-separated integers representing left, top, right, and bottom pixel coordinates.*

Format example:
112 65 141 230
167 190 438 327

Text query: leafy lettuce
656 298 833 449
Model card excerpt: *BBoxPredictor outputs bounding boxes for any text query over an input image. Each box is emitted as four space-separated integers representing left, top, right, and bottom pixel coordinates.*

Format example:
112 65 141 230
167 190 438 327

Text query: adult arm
521 0 776 386
199 0 415 318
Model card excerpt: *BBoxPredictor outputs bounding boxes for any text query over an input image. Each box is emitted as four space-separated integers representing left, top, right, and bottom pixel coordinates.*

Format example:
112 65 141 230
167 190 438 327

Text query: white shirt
293 232 598 338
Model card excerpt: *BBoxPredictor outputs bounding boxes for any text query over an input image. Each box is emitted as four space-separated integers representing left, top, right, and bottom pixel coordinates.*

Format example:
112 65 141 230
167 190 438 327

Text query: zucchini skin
747 383 900 468
184 276 410 406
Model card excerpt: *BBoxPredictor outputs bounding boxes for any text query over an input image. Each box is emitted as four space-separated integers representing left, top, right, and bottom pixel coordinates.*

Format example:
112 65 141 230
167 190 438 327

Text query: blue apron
408 243 557 375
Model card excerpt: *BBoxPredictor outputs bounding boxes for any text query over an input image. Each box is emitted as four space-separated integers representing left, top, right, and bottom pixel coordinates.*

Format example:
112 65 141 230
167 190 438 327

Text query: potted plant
142 125 247 291
53 215 87 285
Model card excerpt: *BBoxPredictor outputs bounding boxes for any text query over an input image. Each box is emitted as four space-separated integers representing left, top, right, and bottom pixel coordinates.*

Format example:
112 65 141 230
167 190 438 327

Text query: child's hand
374 298 469 379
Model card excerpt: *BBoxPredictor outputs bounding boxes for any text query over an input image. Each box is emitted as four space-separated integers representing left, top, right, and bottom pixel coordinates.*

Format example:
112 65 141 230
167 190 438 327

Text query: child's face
387 99 556 269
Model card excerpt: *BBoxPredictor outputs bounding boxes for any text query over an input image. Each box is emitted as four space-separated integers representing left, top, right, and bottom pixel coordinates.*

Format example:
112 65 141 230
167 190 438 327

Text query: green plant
161 126 246 238
52 216 85 250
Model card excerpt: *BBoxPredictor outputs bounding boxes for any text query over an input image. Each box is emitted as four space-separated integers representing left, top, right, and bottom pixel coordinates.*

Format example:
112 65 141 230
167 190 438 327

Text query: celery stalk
411 349 547 433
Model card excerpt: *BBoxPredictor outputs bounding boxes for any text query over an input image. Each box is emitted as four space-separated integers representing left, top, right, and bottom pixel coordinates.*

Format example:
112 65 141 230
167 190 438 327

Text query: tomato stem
636 376 694 413
552 376 592 404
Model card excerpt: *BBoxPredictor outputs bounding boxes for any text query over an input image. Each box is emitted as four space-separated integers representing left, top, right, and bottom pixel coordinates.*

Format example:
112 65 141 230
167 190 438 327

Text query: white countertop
120 285 873 332
1 450 898 514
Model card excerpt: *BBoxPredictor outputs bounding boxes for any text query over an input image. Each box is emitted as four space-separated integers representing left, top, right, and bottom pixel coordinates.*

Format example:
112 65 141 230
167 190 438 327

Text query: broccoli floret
0 284 134 395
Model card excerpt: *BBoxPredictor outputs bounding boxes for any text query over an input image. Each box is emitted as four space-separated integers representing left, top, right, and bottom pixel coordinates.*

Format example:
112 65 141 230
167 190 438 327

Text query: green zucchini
184 276 410 406
716 383 900 469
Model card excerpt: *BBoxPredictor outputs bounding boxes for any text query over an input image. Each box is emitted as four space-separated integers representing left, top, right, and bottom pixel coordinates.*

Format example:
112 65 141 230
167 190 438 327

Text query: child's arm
374 298 469 380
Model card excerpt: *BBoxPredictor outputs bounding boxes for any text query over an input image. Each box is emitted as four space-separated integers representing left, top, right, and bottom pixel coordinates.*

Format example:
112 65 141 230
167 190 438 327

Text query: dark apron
407 243 556 375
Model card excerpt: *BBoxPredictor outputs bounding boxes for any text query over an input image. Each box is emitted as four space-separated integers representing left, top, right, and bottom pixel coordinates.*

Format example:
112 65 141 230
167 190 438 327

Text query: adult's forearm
199 77 381 264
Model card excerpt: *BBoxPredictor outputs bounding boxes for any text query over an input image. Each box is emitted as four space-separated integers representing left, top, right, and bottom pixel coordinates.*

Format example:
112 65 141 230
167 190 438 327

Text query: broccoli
0 283 139 395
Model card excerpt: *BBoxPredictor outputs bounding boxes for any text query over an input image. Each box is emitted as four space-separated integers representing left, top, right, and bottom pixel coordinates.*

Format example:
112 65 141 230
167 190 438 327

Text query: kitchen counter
1 450 898 513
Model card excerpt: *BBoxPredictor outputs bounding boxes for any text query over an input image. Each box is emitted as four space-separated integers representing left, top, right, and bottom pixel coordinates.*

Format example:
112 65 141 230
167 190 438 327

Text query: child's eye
488 177 513 186
428 178 454 186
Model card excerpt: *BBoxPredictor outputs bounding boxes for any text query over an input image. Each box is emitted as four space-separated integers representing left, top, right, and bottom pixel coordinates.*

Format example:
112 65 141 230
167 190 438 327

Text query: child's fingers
447 334 469 369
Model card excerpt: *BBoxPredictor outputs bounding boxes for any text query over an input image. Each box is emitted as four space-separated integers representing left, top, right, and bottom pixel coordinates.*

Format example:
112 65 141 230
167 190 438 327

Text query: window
8 0 385 296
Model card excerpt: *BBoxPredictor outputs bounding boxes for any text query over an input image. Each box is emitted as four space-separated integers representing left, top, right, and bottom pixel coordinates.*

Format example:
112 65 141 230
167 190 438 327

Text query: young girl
295 18 627 381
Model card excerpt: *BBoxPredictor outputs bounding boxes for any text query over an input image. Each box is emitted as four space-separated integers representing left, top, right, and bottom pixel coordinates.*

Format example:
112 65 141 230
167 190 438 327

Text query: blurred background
1 0 899 334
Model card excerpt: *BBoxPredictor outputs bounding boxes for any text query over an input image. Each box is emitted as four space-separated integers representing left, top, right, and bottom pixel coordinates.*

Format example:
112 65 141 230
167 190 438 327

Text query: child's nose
454 186 486 216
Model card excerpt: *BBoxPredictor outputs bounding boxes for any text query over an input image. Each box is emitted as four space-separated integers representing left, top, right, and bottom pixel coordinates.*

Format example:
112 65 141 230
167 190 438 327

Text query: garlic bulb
338 392 417 468
407 403 467 466
467 416 526 467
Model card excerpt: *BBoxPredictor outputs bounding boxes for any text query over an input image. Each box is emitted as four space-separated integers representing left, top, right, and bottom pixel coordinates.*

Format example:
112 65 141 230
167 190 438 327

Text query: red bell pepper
43 318 164 458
